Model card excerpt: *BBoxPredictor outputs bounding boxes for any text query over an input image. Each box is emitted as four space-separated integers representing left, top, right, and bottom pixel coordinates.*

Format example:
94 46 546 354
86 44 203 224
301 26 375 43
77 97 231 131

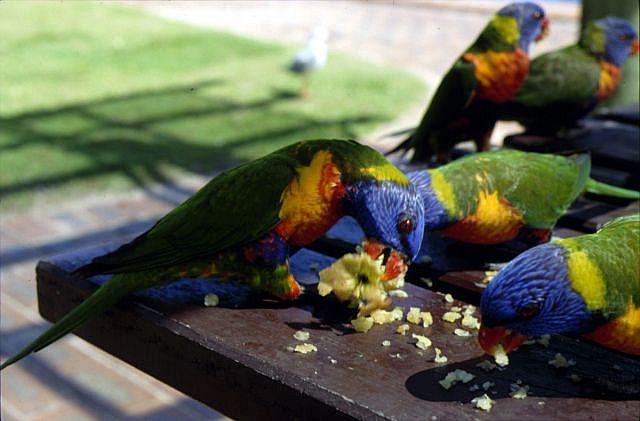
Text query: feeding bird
388 2 549 163
0 139 425 370
479 214 640 357
288 26 329 97
498 16 640 135
407 149 639 248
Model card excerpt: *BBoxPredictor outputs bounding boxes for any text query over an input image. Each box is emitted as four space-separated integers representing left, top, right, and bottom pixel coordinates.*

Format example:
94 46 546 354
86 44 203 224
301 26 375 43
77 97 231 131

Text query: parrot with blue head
479 214 640 357
0 139 425 370
388 2 549 163
499 16 640 134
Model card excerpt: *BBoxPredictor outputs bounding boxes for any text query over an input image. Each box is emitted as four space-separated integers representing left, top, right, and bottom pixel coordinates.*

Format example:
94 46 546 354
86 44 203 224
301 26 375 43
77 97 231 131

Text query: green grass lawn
0 2 425 210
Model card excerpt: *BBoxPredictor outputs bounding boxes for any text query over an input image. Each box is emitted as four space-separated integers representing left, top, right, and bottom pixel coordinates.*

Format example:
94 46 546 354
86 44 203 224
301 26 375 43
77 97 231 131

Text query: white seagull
288 26 329 97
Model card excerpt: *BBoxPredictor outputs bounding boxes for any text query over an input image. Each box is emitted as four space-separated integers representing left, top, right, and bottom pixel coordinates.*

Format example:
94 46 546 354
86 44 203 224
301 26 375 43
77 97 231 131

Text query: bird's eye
520 303 539 318
533 11 542 20
397 217 414 234
618 34 630 42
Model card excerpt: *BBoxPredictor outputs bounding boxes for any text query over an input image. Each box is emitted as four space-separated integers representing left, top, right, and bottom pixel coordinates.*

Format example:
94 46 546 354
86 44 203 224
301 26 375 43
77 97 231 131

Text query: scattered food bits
450 306 462 312
382 340 391 347
444 293 454 303
509 385 529 399
407 307 422 324
471 394 495 412
442 311 462 323
351 316 374 333
548 352 575 368
390 306 404 321
396 324 410 336
474 282 488 289
293 330 310 341
434 347 448 363
388 289 409 298
412 333 432 350
420 277 434 287
469 384 480 392
439 369 475 390
463 304 476 315
421 311 433 327
370 309 393 324
482 381 495 391
461 314 481 330
483 271 497 283
293 343 317 354
476 360 497 372
493 344 510 367
203 293 219 307
537 335 551 347
454 328 470 337
329 357 338 364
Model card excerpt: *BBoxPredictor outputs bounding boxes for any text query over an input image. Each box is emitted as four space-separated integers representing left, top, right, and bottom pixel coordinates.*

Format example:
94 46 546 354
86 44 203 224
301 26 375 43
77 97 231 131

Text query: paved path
0 2 578 419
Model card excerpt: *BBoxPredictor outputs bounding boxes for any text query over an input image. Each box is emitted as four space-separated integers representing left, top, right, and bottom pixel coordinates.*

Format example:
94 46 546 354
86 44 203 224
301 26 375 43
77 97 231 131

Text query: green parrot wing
85 155 298 274
514 45 601 107
412 58 478 141
440 150 590 228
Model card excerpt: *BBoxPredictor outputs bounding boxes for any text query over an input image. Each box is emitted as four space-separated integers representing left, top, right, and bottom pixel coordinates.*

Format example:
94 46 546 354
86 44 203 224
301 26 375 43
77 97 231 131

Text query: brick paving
0 1 578 419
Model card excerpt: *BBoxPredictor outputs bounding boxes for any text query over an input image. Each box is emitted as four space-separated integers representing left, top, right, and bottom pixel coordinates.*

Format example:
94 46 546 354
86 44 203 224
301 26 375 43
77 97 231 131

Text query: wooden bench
35 111 640 420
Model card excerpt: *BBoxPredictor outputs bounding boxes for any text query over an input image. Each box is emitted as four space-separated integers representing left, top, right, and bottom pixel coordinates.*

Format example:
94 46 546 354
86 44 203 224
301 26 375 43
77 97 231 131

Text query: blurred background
0 1 636 420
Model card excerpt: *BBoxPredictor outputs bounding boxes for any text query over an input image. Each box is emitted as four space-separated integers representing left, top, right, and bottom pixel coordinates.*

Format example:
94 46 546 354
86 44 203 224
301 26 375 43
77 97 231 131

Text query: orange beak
363 239 408 282
478 325 528 355
630 39 640 56
535 18 550 42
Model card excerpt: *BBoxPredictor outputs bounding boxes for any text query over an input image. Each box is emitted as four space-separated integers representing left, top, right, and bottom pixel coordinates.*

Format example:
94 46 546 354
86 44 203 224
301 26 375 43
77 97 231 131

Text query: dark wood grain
35 246 640 420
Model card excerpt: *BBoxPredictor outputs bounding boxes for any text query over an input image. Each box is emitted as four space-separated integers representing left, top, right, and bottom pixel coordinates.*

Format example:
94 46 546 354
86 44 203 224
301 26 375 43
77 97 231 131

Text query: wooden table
35 112 640 420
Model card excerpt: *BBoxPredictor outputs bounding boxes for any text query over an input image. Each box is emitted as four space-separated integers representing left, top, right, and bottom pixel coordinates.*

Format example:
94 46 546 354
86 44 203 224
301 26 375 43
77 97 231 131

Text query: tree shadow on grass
0 78 381 204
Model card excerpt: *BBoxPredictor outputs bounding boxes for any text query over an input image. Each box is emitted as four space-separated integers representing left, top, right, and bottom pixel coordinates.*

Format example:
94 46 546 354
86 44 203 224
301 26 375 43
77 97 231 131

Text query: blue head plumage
498 2 548 52
598 16 639 67
406 170 450 231
480 243 595 336
345 180 425 262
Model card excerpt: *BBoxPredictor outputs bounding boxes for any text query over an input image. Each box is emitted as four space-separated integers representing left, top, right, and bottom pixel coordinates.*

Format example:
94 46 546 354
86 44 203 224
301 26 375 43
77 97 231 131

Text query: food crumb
493 344 510 367
483 271 498 283
461 314 481 330
476 360 497 372
420 277 433 287
407 307 422 324
396 323 410 335
421 311 433 327
412 333 432 350
382 340 391 347
371 309 397 324
329 357 338 364
388 289 409 298
537 335 551 347
444 293 454 303
293 330 310 341
442 311 462 323
482 381 495 391
204 293 219 307
471 394 494 412
293 343 317 354
548 352 575 368
351 316 374 333
454 328 470 337
469 384 480 392
439 369 475 389
434 347 448 363
450 306 462 312
509 384 529 399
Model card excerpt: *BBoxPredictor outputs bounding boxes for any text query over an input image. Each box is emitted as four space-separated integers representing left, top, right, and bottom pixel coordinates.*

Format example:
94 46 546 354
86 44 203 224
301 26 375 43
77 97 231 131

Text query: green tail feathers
1 274 141 370
586 178 640 200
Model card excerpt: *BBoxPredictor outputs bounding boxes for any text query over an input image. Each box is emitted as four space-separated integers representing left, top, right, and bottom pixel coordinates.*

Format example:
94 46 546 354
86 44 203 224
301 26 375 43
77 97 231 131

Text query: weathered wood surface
37 244 640 421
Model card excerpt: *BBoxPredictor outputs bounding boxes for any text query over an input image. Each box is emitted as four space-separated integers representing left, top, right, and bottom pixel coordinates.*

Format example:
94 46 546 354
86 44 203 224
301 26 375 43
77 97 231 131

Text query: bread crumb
469 384 480 392
396 323 410 335
509 385 529 399
407 307 422 324
461 314 480 330
444 293 454 303
471 394 495 412
294 343 317 354
439 369 475 389
434 347 448 363
442 311 462 323
351 316 374 332
548 352 575 368
388 289 408 298
420 277 433 287
293 330 310 341
421 311 433 327
450 306 462 312
382 340 391 347
476 360 497 372
412 333 432 350
482 381 495 391
454 328 470 337
493 344 510 367
204 293 219 307
463 304 476 315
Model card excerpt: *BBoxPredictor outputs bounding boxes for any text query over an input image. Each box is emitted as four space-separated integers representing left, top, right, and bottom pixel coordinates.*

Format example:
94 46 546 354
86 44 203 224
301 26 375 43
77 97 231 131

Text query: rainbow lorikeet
479 214 640 357
499 16 639 135
407 149 639 247
388 2 549 163
0 139 425 370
